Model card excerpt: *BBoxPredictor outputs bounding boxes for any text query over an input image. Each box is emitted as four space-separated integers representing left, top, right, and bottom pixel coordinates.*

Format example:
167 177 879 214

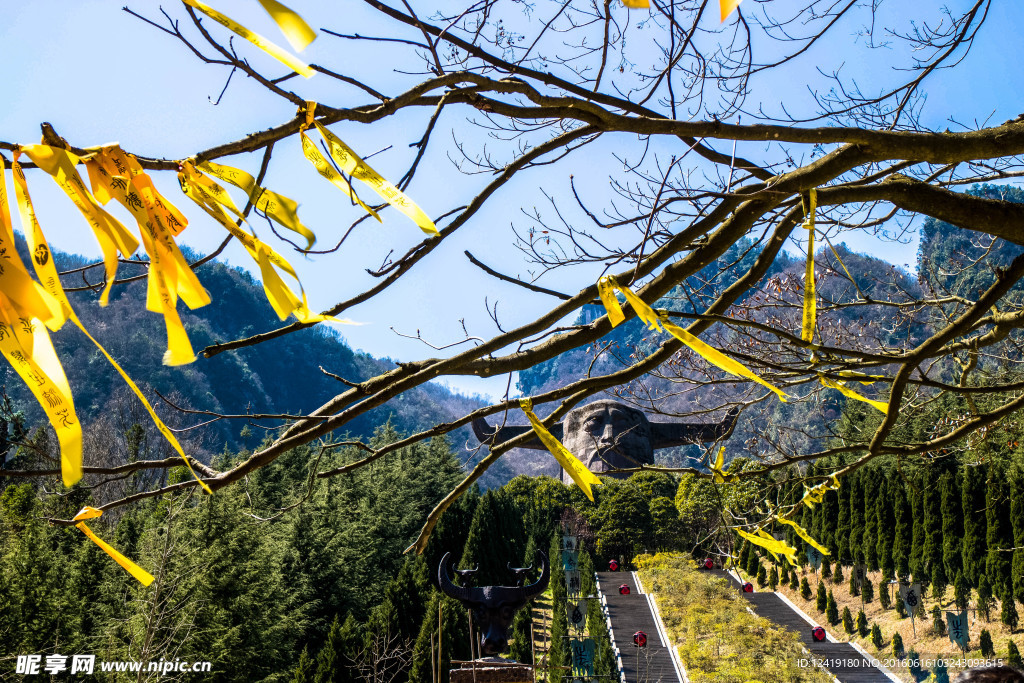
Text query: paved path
708 569 896 683
595 571 684 683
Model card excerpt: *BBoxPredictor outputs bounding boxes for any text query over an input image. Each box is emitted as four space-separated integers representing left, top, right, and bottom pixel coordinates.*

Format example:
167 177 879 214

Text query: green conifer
931 605 946 636
833 562 844 585
862 577 874 603
757 564 768 588
962 465 988 586
822 558 832 581
955 571 970 610
816 582 827 612
894 480 913 580
857 609 869 637
769 566 779 591
790 571 799 592
871 623 883 649
1008 639 1022 669
978 574 993 622
892 631 905 658
842 606 854 634
801 577 812 600
986 463 1014 597
1001 591 1019 631
941 471 964 585
1011 468 1024 603
849 569 859 597
876 477 896 578
879 579 892 610
979 629 994 658
827 589 839 625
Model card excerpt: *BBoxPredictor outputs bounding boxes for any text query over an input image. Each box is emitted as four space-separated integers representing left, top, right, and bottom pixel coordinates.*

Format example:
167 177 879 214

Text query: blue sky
1 1 1022 401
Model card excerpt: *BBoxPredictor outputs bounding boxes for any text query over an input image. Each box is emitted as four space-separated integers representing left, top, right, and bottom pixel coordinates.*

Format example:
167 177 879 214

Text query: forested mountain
0 241 513 482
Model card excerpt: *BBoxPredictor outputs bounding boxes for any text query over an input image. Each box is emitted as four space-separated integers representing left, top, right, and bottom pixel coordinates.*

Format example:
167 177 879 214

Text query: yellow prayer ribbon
257 0 316 51
774 515 831 556
801 474 841 510
18 145 138 306
86 146 211 367
520 398 602 501
736 528 797 565
181 0 314 78
710 445 738 483
597 275 789 401
720 0 743 21
13 151 213 494
7 156 83 486
178 161 345 325
836 370 884 384
818 374 889 414
622 0 650 7
74 507 154 586
198 160 316 249
300 102 438 235
801 188 817 345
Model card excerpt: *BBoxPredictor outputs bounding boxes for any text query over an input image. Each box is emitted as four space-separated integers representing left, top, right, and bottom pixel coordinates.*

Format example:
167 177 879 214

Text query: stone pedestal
449 659 532 683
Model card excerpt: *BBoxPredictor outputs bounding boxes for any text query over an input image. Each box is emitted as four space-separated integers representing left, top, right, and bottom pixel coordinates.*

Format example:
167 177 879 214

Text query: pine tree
978 575 993 622
910 482 927 585
980 629 994 657
739 539 752 571
746 552 760 579
822 558 832 581
842 606 854 634
925 474 948 594
879 580 892 610
894 480 913 580
962 465 988 586
769 567 779 591
790 571 799 591
955 572 969 610
757 564 768 588
849 476 865 568
801 577 812 600
857 609 869 637
862 577 874 603
892 631 905 658
871 623 883 649
837 481 851 563
864 472 880 570
293 647 315 683
547 532 569 683
1001 591 1019 631
896 595 907 618
779 564 788 586
314 614 363 683
508 605 533 664
876 477 896 579
986 463 1014 598
941 471 964 585
931 605 946 636
827 589 839 625
1011 468 1024 604
1008 639 1023 669
833 562 844 585
817 582 827 613
849 569 859 597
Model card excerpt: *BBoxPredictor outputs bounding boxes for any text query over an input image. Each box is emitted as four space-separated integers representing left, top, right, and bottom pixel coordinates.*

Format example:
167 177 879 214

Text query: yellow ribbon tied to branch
198 160 316 250
597 275 788 401
774 515 831 556
801 188 817 345
520 398 602 501
299 102 438 236
74 507 154 586
181 0 315 78
84 145 211 367
818 374 889 414
178 161 343 325
720 0 743 21
621 0 650 8
709 445 739 483
735 528 797 565
17 146 213 493
801 474 841 510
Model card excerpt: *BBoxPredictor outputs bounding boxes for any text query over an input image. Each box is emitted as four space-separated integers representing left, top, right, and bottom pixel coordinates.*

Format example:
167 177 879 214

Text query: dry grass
638 553 833 683
740 564 1023 682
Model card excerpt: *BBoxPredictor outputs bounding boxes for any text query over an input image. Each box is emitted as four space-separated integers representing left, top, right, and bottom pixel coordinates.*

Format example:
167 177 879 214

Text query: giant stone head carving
472 400 737 484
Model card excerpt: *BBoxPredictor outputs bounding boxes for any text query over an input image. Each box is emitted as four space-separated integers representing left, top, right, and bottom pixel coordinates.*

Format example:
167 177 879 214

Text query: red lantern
609 559 619 571
703 558 714 569
619 584 630 595
742 582 753 593
633 631 647 648
812 626 826 642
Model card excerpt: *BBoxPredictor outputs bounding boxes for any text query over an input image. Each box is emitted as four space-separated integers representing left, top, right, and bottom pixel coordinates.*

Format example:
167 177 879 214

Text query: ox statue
438 551 549 657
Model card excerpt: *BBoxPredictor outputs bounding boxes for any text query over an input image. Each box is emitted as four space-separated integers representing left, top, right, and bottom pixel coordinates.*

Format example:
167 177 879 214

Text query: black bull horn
438 551 549 605
472 406 739 448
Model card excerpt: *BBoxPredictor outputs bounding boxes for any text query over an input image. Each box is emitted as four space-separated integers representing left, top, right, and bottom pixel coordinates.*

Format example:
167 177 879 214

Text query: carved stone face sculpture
561 402 653 484
472 399 737 484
